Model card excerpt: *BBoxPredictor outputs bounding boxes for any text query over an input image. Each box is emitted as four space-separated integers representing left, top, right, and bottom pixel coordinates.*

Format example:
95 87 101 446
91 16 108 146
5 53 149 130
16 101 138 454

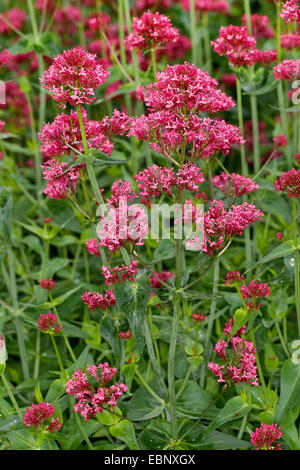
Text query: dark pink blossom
23 403 62 434
274 169 300 198
38 312 62 334
251 424 282 450
101 260 139 286
82 290 116 312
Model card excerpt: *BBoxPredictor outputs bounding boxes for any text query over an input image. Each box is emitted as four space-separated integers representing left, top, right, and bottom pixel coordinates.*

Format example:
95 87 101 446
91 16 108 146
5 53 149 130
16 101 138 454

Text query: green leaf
264 342 279 371
38 284 83 309
257 242 295 264
97 408 121 426
114 275 151 352
45 379 65 403
0 188 13 242
152 240 175 264
126 386 165 421
276 359 300 423
176 381 213 419
109 419 139 450
230 308 248 337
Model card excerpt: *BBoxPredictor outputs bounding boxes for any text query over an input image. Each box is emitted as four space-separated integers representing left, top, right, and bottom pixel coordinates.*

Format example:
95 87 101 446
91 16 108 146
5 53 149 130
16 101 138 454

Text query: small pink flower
86 239 100 257
192 313 207 323
276 232 284 241
150 271 175 288
280 0 300 24
274 168 300 198
273 59 300 81
38 312 62 334
82 290 116 312
23 402 62 434
240 281 271 311
101 261 139 286
119 330 132 340
224 271 245 286
273 134 288 148
251 424 282 450
213 172 259 199
211 25 257 67
125 11 179 52
40 279 56 290
41 47 110 108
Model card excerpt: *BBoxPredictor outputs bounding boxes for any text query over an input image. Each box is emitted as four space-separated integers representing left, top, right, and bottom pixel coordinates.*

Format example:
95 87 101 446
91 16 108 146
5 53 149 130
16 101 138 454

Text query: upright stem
277 81 291 168
1 374 23 422
151 47 157 80
292 199 300 336
190 0 202 66
49 293 76 362
73 408 95 450
8 249 30 381
203 12 211 74
168 233 182 442
50 335 67 382
144 317 167 394
236 76 248 176
200 258 220 388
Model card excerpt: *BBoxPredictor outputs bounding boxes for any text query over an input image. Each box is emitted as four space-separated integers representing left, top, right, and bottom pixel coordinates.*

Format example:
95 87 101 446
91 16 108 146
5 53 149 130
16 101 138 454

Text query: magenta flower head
179 0 229 14
275 169 300 198
40 279 56 290
250 423 282 450
150 271 175 289
192 313 207 323
211 25 257 67
240 281 271 311
213 172 259 199
101 260 139 286
38 312 62 334
280 0 300 24
125 11 179 52
273 59 300 81
224 271 245 286
23 402 62 434
66 362 128 421
119 330 132 340
0 48 11 67
40 47 110 108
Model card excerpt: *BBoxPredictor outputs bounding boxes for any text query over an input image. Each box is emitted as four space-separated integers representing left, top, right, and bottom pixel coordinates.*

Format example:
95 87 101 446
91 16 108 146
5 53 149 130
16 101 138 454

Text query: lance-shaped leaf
0 189 13 243
114 274 151 353
276 359 300 423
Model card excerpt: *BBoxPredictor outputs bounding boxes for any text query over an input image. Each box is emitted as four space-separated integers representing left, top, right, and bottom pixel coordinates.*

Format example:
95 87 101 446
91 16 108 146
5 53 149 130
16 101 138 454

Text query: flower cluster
86 239 100 257
66 363 128 421
0 8 26 34
125 11 179 52
192 313 207 323
39 110 113 159
179 0 229 14
273 59 300 81
211 26 257 67
42 160 83 200
97 204 149 252
82 290 116 312
119 330 132 340
212 172 259 199
240 280 271 311
41 47 110 108
242 14 274 39
208 333 258 386
250 424 282 450
101 260 139 286
281 33 300 50
273 134 288 148
106 180 136 207
23 403 62 434
274 169 300 198
150 271 175 288
40 279 56 290
280 0 300 24
37 312 62 334
0 48 11 67
224 271 245 286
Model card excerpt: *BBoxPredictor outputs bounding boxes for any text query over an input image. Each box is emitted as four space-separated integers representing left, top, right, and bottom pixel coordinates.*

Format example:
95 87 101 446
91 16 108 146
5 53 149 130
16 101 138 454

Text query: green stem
200 258 220 388
236 76 248 176
237 413 248 440
50 335 67 382
190 0 202 66
7 249 30 381
144 317 167 394
117 0 126 67
276 0 282 63
73 406 95 450
277 81 291 168
275 322 290 358
250 95 260 173
135 369 165 406
203 12 211 74
292 199 300 336
151 47 157 80
49 293 76 362
176 365 191 400
1 374 23 422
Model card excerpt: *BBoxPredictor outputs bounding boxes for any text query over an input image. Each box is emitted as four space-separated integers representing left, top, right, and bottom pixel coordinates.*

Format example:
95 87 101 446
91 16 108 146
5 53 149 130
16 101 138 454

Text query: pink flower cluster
250 424 282 450
192 313 207 323
97 204 148 252
273 134 288 148
41 47 110 108
224 271 245 286
208 334 258 386
212 172 259 199
240 280 271 311
66 363 128 421
280 0 300 24
38 312 62 334
23 402 62 434
106 180 136 207
211 26 257 67
101 260 139 286
242 14 274 39
144 63 235 114
179 0 229 14
0 48 11 67
273 59 300 81
150 271 175 288
223 318 246 337
0 8 26 34
82 290 116 312
125 11 179 52
86 239 100 257
274 168 300 198
42 160 83 200
39 110 113 159
281 33 300 50
119 330 132 340
40 279 56 290
199 200 263 255
135 163 205 200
